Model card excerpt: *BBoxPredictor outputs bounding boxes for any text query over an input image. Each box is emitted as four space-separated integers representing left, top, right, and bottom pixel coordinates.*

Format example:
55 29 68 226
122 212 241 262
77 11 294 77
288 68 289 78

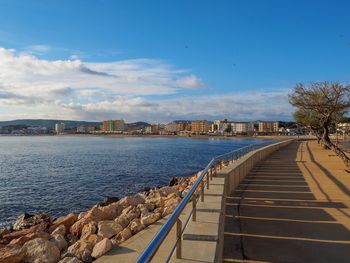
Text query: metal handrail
136 141 273 263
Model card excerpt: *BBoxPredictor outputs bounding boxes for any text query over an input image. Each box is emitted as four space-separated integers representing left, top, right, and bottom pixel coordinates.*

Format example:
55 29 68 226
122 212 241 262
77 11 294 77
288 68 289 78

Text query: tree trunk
322 122 331 149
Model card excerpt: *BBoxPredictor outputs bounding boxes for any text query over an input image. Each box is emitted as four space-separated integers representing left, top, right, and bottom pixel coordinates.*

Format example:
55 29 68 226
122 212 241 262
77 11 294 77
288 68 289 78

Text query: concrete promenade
223 141 350 262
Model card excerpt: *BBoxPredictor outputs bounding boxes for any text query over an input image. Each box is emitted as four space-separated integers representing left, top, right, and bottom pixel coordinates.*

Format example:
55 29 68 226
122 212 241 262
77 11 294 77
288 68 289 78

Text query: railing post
206 172 209 189
201 180 204 202
192 197 196 221
176 219 182 258
210 167 213 180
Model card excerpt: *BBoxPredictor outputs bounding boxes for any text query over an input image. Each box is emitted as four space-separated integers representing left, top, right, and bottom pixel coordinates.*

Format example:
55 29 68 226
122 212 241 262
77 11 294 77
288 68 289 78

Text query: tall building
210 119 230 134
231 122 255 134
102 120 125 132
258 121 279 133
176 122 191 132
165 122 177 133
191 120 209 134
55 123 65 134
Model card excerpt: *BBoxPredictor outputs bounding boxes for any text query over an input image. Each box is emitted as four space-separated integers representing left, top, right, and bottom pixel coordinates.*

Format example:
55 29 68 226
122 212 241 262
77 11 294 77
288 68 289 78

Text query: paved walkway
223 141 350 263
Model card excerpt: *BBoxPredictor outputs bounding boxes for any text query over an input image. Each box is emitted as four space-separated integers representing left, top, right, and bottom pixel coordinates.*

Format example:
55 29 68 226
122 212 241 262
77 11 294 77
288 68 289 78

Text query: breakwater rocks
0 172 202 263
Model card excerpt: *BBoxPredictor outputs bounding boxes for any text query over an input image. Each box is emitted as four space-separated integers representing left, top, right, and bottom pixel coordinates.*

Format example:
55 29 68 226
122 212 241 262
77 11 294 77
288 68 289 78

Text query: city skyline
0 1 350 122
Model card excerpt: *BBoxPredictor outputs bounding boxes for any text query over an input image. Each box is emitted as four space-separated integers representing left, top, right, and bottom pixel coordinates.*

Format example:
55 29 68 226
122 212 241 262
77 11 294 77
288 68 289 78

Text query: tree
293 109 323 143
289 82 350 148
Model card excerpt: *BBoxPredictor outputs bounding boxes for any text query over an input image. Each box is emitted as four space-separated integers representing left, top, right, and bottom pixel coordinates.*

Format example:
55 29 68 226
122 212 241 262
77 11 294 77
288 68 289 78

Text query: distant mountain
125 121 150 131
0 119 101 130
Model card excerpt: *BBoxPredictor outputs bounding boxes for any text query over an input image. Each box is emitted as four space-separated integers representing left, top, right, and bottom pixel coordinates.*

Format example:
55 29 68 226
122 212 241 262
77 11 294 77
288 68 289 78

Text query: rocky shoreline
0 172 203 263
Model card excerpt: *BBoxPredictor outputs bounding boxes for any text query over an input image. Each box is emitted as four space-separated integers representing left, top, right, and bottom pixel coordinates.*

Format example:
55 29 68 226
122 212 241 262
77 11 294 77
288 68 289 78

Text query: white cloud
0 47 292 122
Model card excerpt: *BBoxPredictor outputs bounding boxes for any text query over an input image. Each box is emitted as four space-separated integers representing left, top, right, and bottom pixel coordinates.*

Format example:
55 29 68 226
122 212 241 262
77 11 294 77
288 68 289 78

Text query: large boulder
0 244 25 263
70 207 111 237
114 227 132 244
67 234 102 261
9 230 50 246
97 197 119 207
58 257 82 263
159 186 178 197
140 211 161 226
51 213 77 234
128 219 145 235
81 222 97 239
50 234 67 251
2 222 48 244
13 213 52 231
162 198 180 217
98 202 124 220
115 207 140 228
0 228 10 240
119 194 145 207
91 238 112 258
97 221 123 239
23 238 60 263
51 225 66 237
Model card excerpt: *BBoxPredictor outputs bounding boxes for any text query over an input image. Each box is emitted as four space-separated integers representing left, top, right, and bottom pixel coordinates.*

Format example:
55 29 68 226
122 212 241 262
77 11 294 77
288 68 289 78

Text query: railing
136 140 274 263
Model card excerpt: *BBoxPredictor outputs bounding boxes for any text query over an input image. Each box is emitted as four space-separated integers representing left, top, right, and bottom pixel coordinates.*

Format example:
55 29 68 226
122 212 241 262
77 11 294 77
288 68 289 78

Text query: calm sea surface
0 136 272 227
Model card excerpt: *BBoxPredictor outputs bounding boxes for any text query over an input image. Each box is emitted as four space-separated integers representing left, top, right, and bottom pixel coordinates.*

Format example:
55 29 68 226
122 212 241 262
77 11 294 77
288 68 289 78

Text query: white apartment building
55 123 65 134
231 122 254 134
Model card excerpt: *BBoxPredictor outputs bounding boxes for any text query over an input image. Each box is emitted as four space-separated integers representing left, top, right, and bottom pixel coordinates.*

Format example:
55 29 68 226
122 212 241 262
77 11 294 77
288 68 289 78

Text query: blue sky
0 0 349 122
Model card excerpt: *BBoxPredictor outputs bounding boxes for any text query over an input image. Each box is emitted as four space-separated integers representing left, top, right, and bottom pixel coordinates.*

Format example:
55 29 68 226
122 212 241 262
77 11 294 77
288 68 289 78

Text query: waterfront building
165 122 177 133
258 121 279 133
210 119 230 134
145 124 160 134
176 121 191 133
55 123 65 134
102 120 125 132
76 125 95 134
191 120 209 134
231 122 255 134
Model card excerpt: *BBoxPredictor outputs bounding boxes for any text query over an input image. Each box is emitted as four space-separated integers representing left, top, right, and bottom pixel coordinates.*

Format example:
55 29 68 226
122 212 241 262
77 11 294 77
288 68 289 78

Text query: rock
66 234 78 246
115 214 129 229
2 222 48 244
114 227 132 244
70 207 110 237
58 257 82 263
50 234 67 251
9 230 50 246
91 238 112 258
51 213 77 234
13 213 52 231
162 198 180 217
159 186 177 197
99 202 124 219
77 212 87 221
137 203 155 212
81 222 97 239
119 194 145 207
67 234 102 261
0 244 25 263
51 224 66 236
169 177 178 186
97 197 119 207
97 221 123 239
146 195 165 208
140 212 161 226
23 238 60 263
128 219 145 235
0 228 10 240
81 250 92 263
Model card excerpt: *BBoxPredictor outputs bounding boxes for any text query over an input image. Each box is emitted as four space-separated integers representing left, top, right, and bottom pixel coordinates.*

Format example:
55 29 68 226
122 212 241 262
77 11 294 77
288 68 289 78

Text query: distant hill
125 121 150 131
0 119 101 130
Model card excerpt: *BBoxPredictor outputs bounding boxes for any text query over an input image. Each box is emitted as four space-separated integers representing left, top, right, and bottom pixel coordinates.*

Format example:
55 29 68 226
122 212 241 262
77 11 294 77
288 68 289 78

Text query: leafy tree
289 82 350 148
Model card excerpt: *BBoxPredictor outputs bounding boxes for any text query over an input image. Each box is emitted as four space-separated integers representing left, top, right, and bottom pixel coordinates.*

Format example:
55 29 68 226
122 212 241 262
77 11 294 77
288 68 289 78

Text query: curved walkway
223 140 350 263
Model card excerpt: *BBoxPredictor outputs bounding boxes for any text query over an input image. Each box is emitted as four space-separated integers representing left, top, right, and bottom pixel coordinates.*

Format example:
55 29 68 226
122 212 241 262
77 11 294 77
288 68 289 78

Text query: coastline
0 172 204 262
